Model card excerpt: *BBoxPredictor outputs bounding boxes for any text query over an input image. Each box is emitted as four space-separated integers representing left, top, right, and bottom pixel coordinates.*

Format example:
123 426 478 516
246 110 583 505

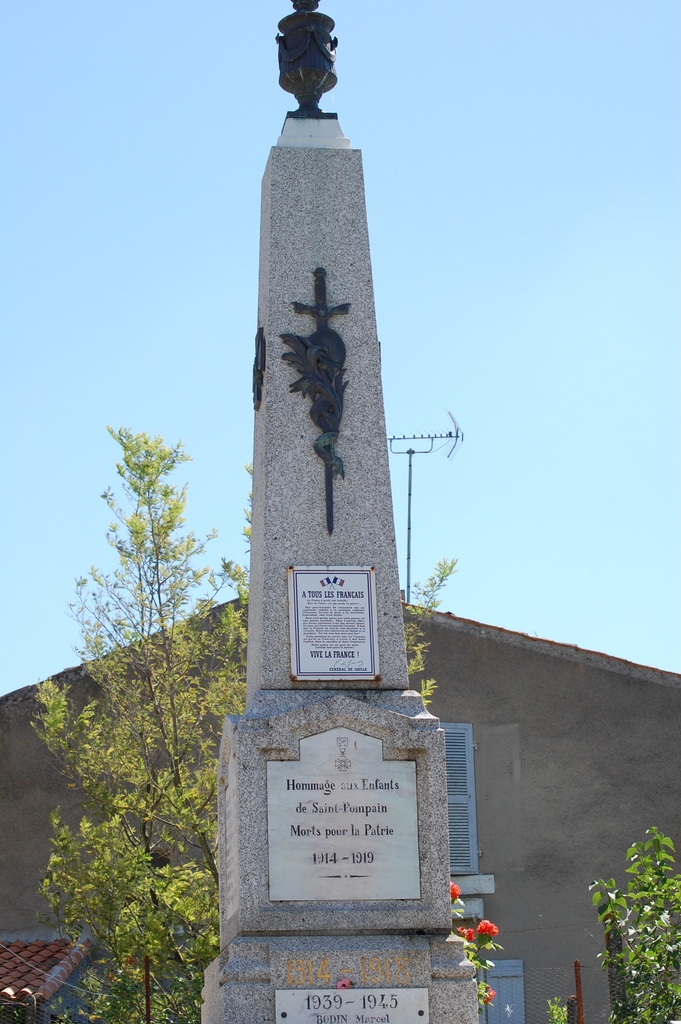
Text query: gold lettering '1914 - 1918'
284 956 412 987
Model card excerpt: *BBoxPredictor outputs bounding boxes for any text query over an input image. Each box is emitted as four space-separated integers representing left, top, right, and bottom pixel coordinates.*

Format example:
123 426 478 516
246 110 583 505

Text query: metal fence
481 962 610 1023
0 1001 75 1024
2 964 611 1024
523 964 603 1022
0 1005 26 1024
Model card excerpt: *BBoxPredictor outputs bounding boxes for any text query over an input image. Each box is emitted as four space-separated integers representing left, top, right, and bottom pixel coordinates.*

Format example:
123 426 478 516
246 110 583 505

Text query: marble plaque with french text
288 567 379 680
267 728 420 901
275 988 429 1024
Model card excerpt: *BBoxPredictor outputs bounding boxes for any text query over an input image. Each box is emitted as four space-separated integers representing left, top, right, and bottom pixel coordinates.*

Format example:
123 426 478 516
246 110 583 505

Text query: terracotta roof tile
0 938 90 1003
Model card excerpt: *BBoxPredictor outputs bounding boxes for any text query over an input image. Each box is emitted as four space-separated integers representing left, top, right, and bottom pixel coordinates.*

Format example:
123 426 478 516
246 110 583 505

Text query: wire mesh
527 965 606 1022
0 1000 77 1024
1 964 612 1024
481 964 610 1023
0 1005 27 1024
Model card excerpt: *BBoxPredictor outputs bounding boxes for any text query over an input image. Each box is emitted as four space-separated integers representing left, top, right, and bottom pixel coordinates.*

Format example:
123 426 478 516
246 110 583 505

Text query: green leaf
33 429 248 1024
591 827 681 1023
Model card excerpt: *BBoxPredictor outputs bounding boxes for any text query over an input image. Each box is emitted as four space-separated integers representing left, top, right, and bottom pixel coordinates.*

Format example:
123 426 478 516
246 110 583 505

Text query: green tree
35 430 457 1021
404 557 458 705
590 827 681 1023
35 428 247 1024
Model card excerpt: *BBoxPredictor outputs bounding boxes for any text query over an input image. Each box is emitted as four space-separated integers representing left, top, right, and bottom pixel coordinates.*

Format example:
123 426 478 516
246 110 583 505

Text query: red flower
450 882 461 901
477 920 499 937
483 987 496 1005
336 978 352 990
456 926 475 942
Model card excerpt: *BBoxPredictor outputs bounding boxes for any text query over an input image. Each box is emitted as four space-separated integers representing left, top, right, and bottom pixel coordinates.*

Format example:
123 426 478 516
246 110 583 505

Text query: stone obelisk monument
202 4 477 1022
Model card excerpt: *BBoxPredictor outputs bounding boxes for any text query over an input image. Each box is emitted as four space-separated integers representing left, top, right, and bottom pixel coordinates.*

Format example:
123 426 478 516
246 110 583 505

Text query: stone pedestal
202 114 477 1024
206 692 478 1023
212 936 477 1024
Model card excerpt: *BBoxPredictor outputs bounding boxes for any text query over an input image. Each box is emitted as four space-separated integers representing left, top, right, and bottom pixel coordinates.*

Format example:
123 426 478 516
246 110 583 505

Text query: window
442 722 478 874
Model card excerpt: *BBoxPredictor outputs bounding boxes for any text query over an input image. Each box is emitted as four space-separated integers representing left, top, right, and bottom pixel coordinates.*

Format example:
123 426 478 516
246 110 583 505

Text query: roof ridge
403 605 681 686
34 938 90 1002
0 937 90 1003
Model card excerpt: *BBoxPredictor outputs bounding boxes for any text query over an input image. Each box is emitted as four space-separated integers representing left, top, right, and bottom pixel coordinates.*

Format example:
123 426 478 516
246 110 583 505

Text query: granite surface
247 145 408 702
202 935 476 1024
203 133 477 1024
217 694 453 948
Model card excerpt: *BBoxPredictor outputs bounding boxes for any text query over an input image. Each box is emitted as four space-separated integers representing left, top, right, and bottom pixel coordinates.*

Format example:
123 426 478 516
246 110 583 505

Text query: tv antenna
388 412 463 604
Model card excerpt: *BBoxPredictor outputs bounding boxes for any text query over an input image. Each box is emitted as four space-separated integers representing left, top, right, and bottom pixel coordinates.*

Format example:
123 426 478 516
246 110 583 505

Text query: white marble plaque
275 988 429 1024
267 728 420 901
288 567 379 680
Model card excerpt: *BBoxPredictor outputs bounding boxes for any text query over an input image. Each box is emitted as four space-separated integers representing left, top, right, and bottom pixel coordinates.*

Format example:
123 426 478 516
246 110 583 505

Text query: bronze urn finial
276 0 338 118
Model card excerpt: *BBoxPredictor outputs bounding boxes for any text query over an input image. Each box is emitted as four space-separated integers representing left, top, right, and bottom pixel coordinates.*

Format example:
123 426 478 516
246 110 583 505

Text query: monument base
216 692 457 944
207 691 479 1023
201 934 477 1024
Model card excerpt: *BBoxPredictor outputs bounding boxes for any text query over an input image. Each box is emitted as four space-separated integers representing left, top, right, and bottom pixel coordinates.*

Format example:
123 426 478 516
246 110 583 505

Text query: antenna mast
388 414 463 604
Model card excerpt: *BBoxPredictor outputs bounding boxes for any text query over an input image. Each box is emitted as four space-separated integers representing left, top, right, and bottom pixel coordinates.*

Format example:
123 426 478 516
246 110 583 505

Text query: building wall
423 612 681 1023
2 615 680 1021
0 667 94 941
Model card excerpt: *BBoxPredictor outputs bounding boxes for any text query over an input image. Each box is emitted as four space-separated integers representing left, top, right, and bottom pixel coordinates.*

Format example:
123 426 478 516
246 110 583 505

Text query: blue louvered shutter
484 961 525 1023
442 722 478 873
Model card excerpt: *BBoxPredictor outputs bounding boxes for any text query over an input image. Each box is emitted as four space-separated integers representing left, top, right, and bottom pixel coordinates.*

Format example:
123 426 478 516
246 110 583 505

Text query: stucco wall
2 614 680 1022
423 612 681 1023
0 666 95 940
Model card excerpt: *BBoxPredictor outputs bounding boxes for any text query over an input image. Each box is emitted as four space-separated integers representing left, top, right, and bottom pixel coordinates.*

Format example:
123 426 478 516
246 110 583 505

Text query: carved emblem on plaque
335 735 351 771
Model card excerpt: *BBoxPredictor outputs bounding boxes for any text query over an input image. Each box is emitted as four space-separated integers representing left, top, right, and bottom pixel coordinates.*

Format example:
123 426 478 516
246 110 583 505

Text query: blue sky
1 0 679 696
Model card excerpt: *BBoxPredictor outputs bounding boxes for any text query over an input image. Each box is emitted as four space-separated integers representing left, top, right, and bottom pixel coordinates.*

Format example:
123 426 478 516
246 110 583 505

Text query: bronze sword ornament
281 268 350 534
